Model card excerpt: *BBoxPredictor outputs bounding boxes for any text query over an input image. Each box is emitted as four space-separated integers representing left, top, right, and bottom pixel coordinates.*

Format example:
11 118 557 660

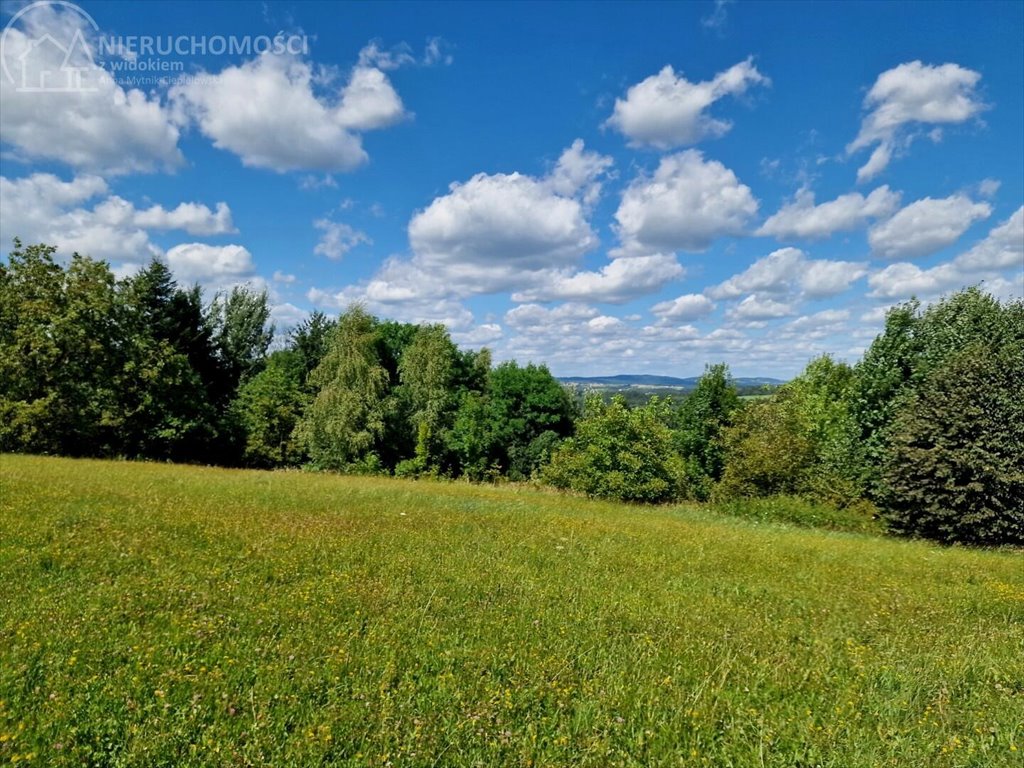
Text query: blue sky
1 0 1022 377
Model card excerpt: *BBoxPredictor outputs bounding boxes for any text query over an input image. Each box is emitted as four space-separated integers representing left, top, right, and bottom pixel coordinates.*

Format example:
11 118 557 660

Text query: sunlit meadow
1 454 1022 767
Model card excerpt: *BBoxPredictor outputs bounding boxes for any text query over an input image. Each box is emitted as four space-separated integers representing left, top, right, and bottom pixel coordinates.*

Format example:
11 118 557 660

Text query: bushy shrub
445 363 576 480
854 288 1024 498
785 356 864 505
232 351 306 468
508 430 563 481
881 343 1024 546
484 362 577 475
716 392 815 499
717 356 872 507
295 307 391 470
672 363 741 499
543 395 684 503
394 456 426 478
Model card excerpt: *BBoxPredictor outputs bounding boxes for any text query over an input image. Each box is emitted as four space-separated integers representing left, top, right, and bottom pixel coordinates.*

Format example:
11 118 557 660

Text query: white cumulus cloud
757 185 900 241
866 261 962 300
785 309 850 334
340 141 612 303
800 259 870 298
512 253 685 304
848 61 986 182
868 194 991 259
451 323 503 346
170 45 409 173
868 207 1024 300
708 247 805 298
313 219 371 260
954 206 1023 271
120 201 234 235
650 293 716 320
708 247 867 301
0 4 182 175
614 150 758 255
546 139 616 207
505 302 600 329
165 243 257 286
728 295 797 320
334 65 407 131
606 58 769 149
409 172 598 274
0 173 235 263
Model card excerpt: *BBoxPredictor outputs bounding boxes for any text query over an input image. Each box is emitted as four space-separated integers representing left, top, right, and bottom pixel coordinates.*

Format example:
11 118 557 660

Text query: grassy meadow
1 454 1022 767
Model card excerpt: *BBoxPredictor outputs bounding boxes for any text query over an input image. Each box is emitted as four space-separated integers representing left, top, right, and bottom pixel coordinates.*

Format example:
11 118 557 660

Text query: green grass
709 496 885 535
1 455 1022 767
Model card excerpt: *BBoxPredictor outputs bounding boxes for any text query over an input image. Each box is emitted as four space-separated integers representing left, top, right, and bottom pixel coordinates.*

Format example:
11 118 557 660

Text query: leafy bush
881 343 1024 546
854 288 1024 498
717 392 815 499
295 307 391 470
672 363 741 499
484 362 577 476
398 324 461 472
717 356 871 508
394 456 426 478
508 430 563 481
445 363 575 480
543 395 684 503
232 351 306 468
785 355 864 505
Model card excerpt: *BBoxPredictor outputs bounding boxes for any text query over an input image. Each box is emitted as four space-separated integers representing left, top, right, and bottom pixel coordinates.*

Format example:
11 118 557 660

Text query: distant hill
558 374 785 389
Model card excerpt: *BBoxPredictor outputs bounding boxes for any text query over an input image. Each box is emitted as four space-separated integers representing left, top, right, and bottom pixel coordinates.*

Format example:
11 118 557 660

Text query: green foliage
673 363 741 498
0 242 554 479
0 243 122 455
854 287 1024 497
544 394 684 503
4 241 1020 548
444 361 574 481
115 260 221 460
0 245 279 464
719 355 870 507
397 324 461 472
454 347 492 394
509 429 563 482
295 306 391 470
881 342 1024 546
375 319 420 382
210 285 274 393
850 288 1024 544
852 300 920 482
785 355 864 504
712 495 883 534
446 391 494 480
232 351 307 468
717 391 815 499
372 319 422 469
0 247 238 462
483 361 576 479
289 311 336 386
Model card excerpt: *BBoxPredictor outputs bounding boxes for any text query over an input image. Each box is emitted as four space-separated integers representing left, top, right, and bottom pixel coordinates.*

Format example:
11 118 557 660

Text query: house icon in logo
16 28 97 92
1 1 103 94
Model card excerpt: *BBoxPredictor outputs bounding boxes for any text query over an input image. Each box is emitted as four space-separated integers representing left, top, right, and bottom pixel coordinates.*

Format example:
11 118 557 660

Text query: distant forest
567 382 781 409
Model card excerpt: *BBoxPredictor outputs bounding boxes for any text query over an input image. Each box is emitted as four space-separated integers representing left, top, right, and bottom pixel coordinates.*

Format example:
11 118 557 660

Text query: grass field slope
1 455 1022 767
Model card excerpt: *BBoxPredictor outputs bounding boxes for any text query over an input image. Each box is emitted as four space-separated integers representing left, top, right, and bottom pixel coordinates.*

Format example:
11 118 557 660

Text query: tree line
0 241 576 481
2 241 1022 546
547 287 1022 546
